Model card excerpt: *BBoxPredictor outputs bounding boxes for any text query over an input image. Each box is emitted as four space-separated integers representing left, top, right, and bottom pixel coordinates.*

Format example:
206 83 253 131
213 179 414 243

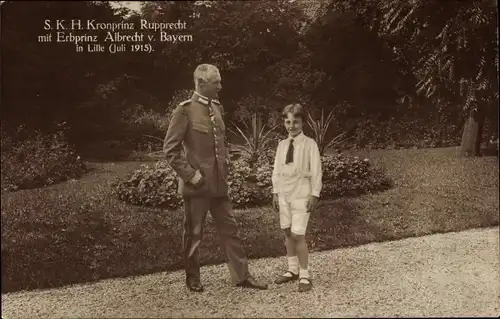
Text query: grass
1 147 498 293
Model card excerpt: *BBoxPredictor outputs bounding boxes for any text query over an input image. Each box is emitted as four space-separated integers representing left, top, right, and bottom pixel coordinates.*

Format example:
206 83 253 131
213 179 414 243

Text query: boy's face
284 112 303 137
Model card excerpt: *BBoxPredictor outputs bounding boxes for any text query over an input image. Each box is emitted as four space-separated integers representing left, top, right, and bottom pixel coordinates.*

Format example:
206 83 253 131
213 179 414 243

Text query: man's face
284 112 303 137
199 71 222 99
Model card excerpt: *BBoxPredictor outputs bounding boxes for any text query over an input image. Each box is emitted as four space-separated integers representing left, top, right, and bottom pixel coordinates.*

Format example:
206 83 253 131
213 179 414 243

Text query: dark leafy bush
1 130 87 192
226 157 254 207
337 115 463 150
228 152 275 207
91 90 192 159
113 148 393 208
111 161 183 209
250 148 393 199
321 153 393 198
120 105 168 152
246 148 393 200
112 156 274 209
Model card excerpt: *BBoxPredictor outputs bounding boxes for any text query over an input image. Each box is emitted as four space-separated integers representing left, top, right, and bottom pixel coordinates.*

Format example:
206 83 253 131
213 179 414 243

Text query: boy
272 103 322 292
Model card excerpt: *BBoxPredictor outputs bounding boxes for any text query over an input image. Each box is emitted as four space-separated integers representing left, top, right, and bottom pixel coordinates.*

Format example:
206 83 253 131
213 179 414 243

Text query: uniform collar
287 131 305 141
192 91 221 106
192 91 210 105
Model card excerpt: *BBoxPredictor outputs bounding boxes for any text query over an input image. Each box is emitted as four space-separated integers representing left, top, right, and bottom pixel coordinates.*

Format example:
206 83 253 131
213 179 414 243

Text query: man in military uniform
163 64 268 292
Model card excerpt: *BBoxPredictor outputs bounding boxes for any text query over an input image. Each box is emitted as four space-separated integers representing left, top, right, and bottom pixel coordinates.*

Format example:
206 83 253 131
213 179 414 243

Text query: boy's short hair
282 103 305 120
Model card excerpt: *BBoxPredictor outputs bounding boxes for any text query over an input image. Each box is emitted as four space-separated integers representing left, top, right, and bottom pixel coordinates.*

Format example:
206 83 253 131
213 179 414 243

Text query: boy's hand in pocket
272 193 279 212
307 196 319 213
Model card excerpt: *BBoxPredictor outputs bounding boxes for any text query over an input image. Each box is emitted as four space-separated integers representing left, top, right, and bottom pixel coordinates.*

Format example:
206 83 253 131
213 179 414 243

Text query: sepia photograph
1 0 499 317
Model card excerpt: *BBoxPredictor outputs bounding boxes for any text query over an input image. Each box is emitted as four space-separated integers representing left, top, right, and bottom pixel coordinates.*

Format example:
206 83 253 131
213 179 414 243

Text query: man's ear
196 78 206 87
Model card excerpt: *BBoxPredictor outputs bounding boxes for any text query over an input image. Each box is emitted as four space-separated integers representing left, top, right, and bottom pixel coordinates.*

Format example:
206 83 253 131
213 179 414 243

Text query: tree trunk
474 109 485 155
459 106 485 157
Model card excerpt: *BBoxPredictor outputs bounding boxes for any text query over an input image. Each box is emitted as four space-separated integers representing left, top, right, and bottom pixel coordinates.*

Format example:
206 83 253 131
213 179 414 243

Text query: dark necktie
285 139 294 164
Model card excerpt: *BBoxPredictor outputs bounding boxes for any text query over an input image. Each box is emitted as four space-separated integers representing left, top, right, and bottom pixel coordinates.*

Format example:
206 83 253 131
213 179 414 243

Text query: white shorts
279 197 310 235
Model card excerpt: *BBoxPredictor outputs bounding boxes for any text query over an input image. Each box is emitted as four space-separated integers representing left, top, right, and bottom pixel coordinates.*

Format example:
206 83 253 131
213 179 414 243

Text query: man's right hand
188 170 204 188
272 193 279 212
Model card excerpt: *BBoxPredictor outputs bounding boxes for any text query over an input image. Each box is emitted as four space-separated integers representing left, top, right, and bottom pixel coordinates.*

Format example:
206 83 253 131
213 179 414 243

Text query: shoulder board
179 99 191 106
212 99 221 105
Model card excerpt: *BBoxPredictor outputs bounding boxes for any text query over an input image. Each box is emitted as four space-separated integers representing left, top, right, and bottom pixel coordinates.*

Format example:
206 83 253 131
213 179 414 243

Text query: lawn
1 147 498 293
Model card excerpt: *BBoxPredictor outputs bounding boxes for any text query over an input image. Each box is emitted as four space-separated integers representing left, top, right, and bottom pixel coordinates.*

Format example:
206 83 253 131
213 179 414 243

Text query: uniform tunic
163 92 230 197
163 91 250 284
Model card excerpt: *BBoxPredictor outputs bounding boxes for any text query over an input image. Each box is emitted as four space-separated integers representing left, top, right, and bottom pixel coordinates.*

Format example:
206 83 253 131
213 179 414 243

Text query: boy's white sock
299 267 310 279
285 256 299 276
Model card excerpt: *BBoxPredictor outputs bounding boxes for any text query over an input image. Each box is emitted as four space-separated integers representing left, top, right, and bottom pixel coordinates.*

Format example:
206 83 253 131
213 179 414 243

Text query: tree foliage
305 5 408 114
139 0 307 113
1 1 129 131
1 0 497 158
327 0 498 113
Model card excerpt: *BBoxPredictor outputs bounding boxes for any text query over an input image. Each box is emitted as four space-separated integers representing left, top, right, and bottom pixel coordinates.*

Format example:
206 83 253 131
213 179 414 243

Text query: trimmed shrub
244 148 393 200
111 161 183 209
1 130 87 192
112 156 274 209
227 157 255 207
321 153 393 198
113 148 393 208
228 152 274 207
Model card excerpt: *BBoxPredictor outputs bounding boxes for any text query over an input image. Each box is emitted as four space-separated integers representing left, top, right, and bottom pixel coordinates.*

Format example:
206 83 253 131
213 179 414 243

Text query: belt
280 172 312 178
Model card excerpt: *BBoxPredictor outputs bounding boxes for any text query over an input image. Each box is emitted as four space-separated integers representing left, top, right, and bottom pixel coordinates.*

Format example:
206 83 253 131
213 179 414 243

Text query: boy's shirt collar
287 131 305 141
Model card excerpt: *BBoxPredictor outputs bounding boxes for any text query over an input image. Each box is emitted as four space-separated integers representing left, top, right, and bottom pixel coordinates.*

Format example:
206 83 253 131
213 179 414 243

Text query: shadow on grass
0 196 397 294
308 200 380 250
2 147 498 293
0 165 92 195
479 147 499 157
3 180 498 294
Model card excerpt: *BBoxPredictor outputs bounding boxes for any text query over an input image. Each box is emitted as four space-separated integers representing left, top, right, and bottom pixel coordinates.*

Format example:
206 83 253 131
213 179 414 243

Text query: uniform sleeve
272 142 281 194
163 105 196 182
310 139 323 197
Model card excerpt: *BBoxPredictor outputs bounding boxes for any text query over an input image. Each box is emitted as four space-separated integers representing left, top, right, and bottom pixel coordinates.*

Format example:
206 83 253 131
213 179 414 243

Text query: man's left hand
307 196 319 213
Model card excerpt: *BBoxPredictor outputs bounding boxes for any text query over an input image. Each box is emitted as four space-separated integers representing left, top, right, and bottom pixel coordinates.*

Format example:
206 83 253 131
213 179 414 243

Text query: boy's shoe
298 278 313 292
274 271 299 284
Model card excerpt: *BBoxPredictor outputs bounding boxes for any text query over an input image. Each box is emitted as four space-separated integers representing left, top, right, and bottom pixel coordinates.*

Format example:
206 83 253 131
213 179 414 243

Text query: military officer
163 64 268 292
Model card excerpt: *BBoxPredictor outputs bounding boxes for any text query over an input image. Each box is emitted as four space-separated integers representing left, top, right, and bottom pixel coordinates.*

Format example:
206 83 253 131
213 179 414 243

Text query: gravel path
2 227 499 318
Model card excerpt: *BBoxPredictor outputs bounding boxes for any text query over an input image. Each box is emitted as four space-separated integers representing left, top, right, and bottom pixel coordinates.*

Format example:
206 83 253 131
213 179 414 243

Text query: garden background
1 0 498 293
